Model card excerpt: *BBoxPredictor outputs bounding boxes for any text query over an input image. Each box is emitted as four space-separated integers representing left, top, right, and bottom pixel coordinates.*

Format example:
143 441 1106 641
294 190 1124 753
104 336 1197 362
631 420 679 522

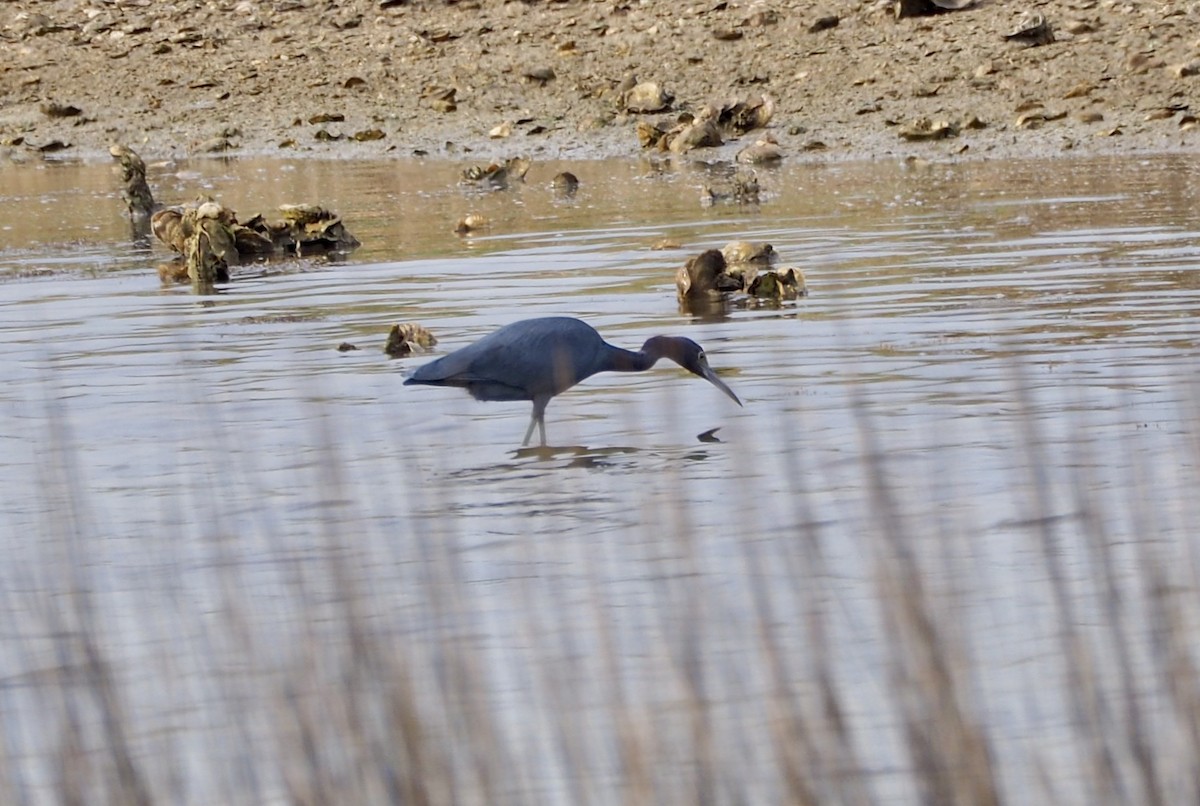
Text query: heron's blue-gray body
404 317 740 446
406 317 631 402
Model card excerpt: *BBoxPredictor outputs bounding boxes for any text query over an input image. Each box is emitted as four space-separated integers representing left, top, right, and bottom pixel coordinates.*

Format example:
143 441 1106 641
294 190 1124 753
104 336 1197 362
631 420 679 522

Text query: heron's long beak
696 362 743 407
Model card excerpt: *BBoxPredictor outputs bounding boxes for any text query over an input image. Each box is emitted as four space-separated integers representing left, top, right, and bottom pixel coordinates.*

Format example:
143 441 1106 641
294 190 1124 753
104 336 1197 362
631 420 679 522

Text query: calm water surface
2 153 1200 803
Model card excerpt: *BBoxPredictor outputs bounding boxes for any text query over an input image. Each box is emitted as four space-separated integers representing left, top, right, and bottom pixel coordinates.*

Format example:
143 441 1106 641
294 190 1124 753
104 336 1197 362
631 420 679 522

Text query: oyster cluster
152 199 359 287
384 323 438 358
460 156 531 189
108 144 155 220
636 94 776 155
676 241 808 312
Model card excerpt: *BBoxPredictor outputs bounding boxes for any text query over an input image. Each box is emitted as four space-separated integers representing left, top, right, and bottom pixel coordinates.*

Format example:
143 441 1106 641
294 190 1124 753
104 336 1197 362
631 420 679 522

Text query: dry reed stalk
1007 359 1141 806
851 387 1001 806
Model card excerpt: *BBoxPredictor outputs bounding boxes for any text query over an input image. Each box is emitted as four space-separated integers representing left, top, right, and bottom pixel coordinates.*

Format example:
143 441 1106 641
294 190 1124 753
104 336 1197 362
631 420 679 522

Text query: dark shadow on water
515 442 725 469
513 444 641 466
440 445 641 481
441 442 725 481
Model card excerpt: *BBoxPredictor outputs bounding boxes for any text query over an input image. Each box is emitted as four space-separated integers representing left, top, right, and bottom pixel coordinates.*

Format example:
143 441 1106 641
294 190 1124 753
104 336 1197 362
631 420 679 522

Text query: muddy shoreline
2 0 1198 165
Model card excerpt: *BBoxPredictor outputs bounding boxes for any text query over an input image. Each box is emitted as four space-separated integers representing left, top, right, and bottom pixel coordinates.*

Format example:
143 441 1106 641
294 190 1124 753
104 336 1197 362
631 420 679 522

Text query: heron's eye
698 351 706 361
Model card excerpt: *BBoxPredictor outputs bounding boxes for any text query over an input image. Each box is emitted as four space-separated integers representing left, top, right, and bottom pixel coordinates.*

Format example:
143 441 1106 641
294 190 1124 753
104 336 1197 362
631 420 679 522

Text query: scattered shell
522 66 556 85
460 156 531 187
895 0 974 19
736 135 784 164
1125 52 1163 75
894 0 927 18
503 156 532 181
1005 12 1054 47
614 73 638 95
722 240 776 268
676 249 738 299
1015 112 1043 128
720 240 774 287
196 200 226 220
1180 115 1198 131
352 129 386 141
454 213 489 234
552 171 579 195
272 205 361 254
808 16 839 33
897 118 958 140
1015 110 1064 128
668 118 723 153
712 94 775 136
636 120 671 149
185 206 238 286
20 137 67 151
151 209 188 254
418 28 458 43
1062 82 1096 99
423 86 457 113
1078 111 1105 123
621 81 673 113
109 143 155 220
233 226 274 255
385 323 437 358
40 102 82 118
1174 61 1200 79
748 267 808 301
489 121 513 139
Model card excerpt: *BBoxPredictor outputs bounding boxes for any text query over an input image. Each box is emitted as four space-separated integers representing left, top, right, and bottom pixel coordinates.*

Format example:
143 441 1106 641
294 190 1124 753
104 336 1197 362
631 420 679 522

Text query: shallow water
3 153 1200 803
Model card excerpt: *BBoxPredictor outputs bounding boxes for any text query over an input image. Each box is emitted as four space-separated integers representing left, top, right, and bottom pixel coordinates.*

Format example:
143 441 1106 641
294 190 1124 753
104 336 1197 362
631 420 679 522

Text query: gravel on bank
2 0 1198 164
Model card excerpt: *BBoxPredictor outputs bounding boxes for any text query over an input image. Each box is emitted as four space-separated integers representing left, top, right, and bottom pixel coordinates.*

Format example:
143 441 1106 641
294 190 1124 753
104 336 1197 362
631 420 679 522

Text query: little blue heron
404 316 742 446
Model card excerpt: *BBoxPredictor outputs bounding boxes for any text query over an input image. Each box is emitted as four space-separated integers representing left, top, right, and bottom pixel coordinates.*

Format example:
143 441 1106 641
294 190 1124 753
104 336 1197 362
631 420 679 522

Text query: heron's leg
523 397 549 447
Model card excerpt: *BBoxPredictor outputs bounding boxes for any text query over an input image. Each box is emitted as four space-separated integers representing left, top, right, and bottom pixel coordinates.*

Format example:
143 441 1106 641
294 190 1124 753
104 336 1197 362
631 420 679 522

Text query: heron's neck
605 344 658 373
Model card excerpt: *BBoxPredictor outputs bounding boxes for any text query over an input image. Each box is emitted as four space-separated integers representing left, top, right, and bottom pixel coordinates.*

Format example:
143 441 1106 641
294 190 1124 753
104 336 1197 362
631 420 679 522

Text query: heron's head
642 336 742 406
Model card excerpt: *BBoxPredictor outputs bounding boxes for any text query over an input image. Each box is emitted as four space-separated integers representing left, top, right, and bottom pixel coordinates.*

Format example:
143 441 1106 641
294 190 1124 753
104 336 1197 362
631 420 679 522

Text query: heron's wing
404 335 519 386
405 319 604 400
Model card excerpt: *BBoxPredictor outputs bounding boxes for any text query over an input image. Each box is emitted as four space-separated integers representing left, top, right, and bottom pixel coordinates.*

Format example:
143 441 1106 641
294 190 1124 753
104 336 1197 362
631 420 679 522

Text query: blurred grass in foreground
6 369 1200 806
